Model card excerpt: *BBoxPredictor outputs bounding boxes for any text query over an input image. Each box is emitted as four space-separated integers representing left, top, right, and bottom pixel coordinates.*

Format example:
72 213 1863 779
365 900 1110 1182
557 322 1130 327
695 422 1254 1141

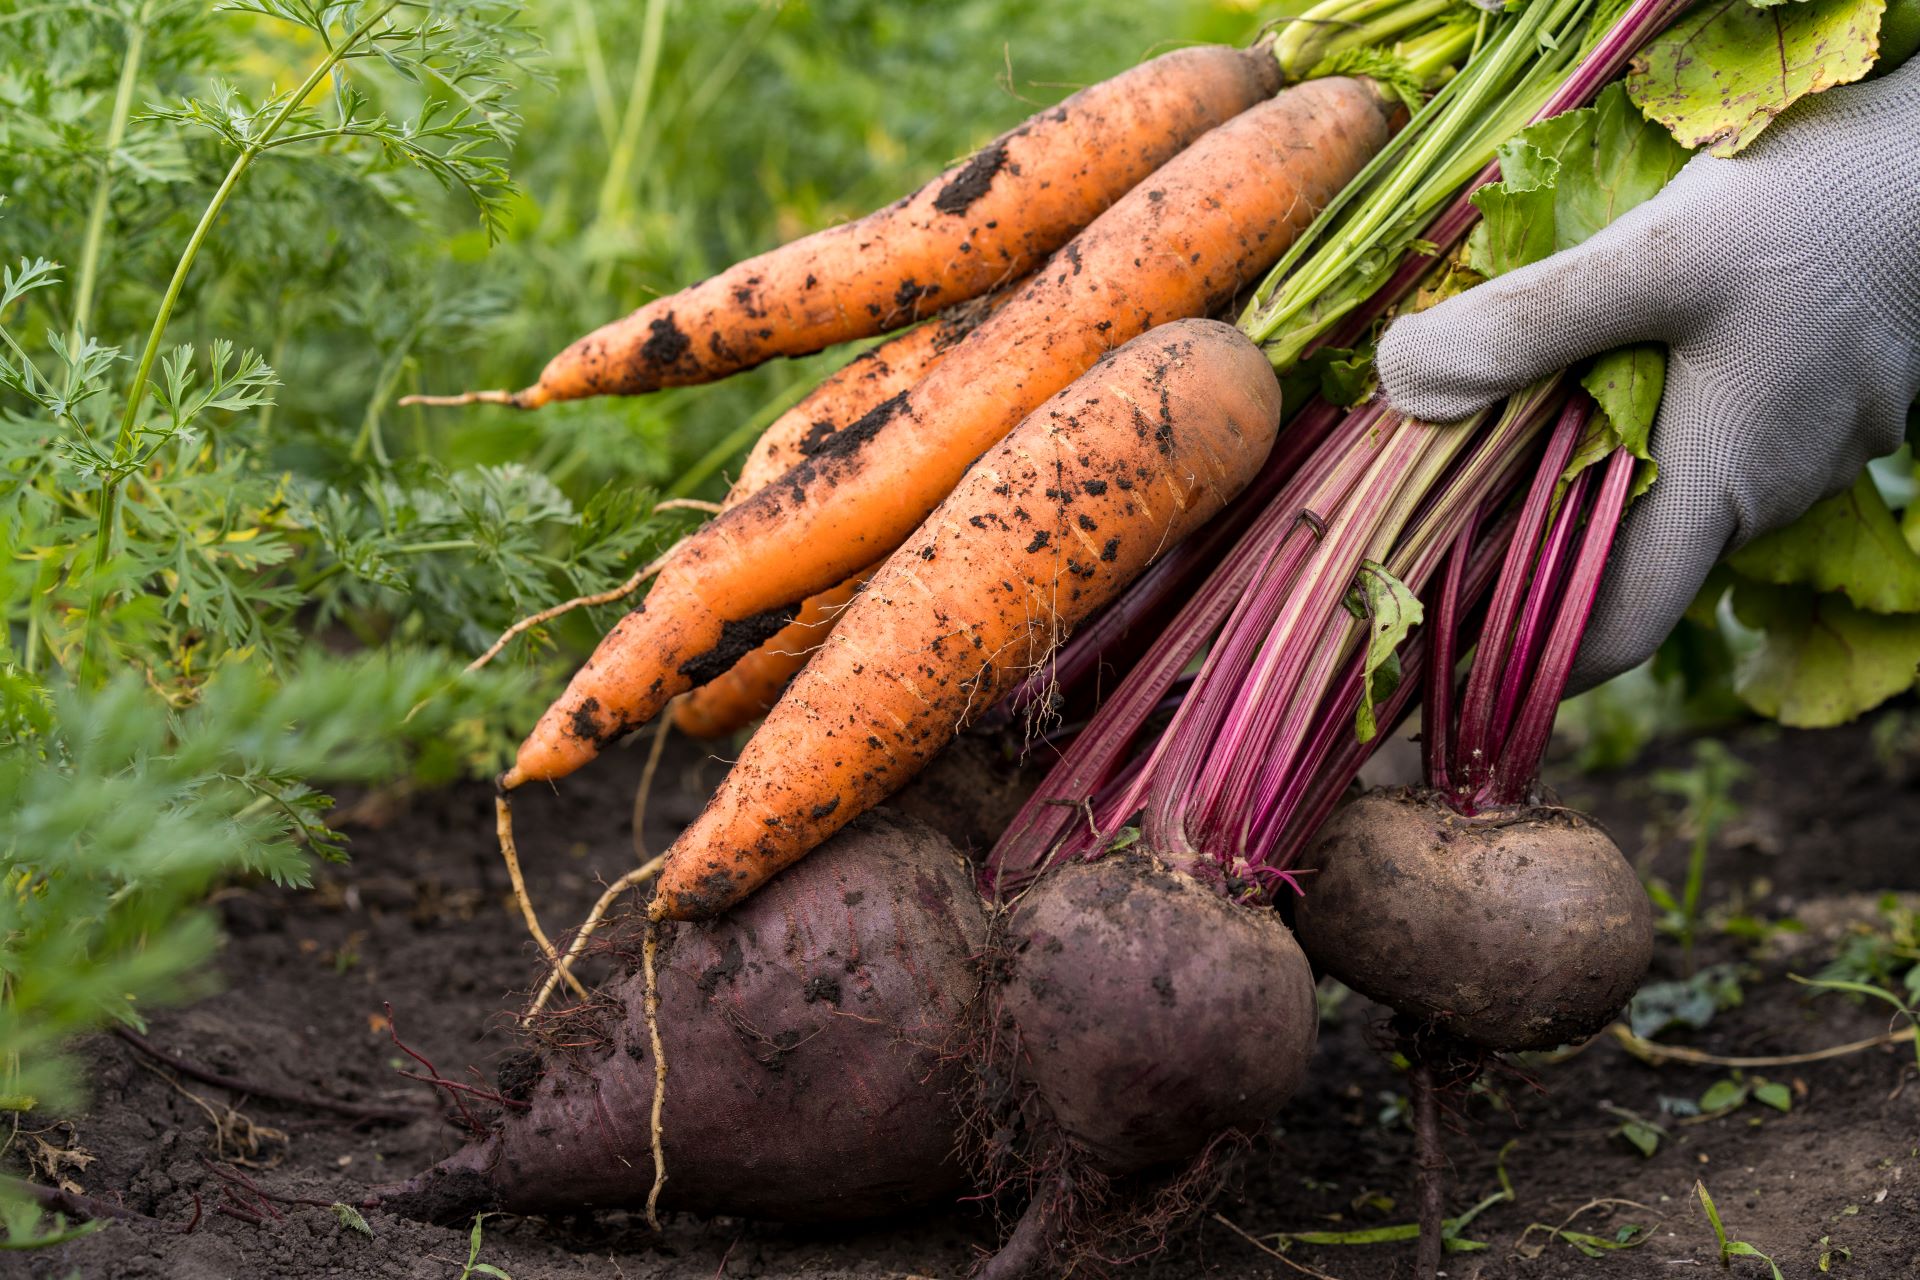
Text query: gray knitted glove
1377 59 1920 690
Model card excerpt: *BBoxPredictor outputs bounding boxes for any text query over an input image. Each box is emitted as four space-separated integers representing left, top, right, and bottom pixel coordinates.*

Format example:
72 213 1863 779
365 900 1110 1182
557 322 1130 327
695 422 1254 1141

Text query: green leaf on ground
1731 579 1920 726
1627 0 1886 157
1729 472 1920 613
1353 560 1422 744
1699 1078 1748 1113
330 1202 373 1237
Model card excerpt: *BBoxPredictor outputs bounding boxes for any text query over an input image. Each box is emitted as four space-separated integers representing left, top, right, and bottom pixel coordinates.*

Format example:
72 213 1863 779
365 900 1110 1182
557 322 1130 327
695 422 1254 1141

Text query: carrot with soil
501 75 1399 793
669 292 1019 738
669 568 873 739
723 286 1018 502
648 318 1283 921
405 46 1282 409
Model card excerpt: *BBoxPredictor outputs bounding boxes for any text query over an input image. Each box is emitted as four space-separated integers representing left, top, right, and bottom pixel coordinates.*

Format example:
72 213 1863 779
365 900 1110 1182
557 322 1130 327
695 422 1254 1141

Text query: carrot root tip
396 388 532 409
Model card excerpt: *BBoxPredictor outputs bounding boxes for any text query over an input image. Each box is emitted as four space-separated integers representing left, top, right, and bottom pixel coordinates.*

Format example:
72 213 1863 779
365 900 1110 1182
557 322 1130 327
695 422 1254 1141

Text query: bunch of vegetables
112 0 1916 1272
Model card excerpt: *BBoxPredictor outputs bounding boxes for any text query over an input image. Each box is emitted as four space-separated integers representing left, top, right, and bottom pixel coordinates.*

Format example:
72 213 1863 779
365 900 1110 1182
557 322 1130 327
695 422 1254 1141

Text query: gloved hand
1377 58 1920 690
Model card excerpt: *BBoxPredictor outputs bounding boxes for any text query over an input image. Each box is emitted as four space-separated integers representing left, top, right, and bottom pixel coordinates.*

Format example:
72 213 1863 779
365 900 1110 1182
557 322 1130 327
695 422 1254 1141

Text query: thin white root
652 498 724 515
495 794 590 1002
1609 1020 1916 1068
521 856 664 1021
397 389 521 407
466 537 685 673
642 925 669 1233
631 713 674 863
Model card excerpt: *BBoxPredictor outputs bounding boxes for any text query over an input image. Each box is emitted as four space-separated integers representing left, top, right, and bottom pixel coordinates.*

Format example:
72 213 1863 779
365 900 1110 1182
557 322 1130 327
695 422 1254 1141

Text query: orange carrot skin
725 288 1014 503
670 568 874 738
653 319 1282 920
678 301 1011 736
516 45 1281 406
504 76 1395 788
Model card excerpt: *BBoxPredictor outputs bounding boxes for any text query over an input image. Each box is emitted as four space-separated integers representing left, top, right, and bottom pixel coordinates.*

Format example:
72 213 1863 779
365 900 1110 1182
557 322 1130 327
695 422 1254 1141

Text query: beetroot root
380 810 987 1224
998 851 1318 1174
1293 788 1653 1051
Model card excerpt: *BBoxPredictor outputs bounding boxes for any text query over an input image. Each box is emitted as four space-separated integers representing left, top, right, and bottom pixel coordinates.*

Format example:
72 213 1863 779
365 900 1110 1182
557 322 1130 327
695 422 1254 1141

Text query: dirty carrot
650 317 1282 920
411 46 1282 409
670 568 875 739
501 75 1398 792
724 287 1017 502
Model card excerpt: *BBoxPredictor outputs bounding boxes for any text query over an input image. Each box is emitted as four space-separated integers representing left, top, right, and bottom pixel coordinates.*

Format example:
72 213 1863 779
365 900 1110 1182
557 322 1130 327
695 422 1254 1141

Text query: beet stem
1485 445 1636 804
1450 395 1580 802
1422 523 1471 794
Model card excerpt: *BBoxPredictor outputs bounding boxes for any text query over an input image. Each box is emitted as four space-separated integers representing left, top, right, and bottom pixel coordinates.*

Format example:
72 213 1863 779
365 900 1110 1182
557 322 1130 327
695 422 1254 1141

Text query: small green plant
1629 962 1748 1038
1814 894 1920 995
1514 1199 1655 1260
1697 1072 1792 1117
1696 1180 1783 1279
1602 1103 1668 1158
1648 740 1750 970
1260 1143 1518 1255
1793 895 1920 1071
1791 971 1920 1072
456 1212 513 1280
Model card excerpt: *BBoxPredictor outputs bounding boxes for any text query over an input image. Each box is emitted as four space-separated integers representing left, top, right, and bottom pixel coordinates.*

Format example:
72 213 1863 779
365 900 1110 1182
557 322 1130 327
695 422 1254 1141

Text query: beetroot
1294 788 1652 1051
999 852 1318 1172
965 850 1318 1278
381 810 986 1223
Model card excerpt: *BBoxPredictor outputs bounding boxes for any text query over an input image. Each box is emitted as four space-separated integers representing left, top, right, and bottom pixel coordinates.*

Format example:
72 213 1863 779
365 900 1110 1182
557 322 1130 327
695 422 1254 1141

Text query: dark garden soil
12 715 1920 1280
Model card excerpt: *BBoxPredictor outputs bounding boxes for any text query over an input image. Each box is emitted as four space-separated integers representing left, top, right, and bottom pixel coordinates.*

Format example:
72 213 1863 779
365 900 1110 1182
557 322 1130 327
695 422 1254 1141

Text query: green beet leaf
1469 83 1687 488
1354 559 1422 744
1553 84 1692 247
1627 0 1885 157
1731 579 1920 725
1728 471 1920 613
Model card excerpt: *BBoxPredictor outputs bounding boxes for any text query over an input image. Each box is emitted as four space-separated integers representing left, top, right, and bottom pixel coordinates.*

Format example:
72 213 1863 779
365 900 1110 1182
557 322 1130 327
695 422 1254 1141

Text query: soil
12 713 1920 1280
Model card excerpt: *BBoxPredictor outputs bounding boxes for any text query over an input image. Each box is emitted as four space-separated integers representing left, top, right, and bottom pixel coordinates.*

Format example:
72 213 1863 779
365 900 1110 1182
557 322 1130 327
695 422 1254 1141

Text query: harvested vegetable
379 810 985 1223
1295 790 1650 1050
1294 402 1653 1051
504 75 1398 792
650 318 1283 920
414 45 1283 408
669 569 872 738
722 286 1017 503
671 298 1019 737
975 851 1318 1278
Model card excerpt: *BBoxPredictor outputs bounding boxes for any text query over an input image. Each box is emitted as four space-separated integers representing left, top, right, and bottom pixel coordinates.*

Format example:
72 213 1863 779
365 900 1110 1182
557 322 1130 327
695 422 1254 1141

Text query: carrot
674 296 1013 738
418 46 1281 410
649 318 1282 919
501 76 1397 791
670 568 874 738
723 288 1017 504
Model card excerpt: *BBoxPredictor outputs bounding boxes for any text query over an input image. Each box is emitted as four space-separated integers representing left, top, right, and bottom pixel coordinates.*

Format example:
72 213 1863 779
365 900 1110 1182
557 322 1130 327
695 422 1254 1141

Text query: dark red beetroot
970 850 1318 1278
1293 788 1652 1051
1000 852 1318 1171
381 809 986 1224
